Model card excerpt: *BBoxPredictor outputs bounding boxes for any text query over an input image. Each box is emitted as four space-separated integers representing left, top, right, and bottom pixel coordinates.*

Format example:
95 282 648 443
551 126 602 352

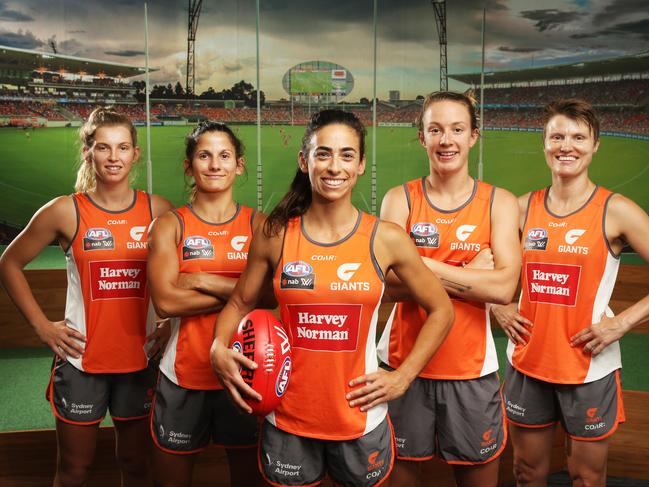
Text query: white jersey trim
376 303 396 367
64 248 87 372
480 304 499 377
364 282 388 435
159 317 181 384
585 253 622 382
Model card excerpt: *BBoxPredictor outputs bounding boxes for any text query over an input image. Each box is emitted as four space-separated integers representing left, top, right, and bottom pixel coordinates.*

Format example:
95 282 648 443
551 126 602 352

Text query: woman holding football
210 109 454 487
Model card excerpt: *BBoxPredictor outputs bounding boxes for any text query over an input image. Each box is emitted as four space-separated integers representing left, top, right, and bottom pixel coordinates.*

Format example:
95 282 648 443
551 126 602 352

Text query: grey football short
151 372 258 453
504 363 625 440
386 368 506 464
259 416 394 487
48 358 155 424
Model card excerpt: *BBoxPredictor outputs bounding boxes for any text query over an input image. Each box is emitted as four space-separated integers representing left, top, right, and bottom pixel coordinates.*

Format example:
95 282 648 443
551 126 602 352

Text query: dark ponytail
263 109 366 237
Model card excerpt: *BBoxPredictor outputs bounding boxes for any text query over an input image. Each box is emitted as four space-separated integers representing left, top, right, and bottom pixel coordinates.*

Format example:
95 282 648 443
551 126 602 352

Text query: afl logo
527 228 547 241
283 261 313 277
86 228 111 240
184 236 211 249
231 341 243 354
275 356 291 397
411 222 437 237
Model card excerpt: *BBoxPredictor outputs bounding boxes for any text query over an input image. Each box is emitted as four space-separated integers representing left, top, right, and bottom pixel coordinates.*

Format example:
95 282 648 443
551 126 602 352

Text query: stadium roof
0 45 151 78
449 51 649 85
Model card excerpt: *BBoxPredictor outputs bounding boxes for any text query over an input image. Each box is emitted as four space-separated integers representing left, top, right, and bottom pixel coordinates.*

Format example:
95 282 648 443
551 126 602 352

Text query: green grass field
1 125 647 229
290 71 337 93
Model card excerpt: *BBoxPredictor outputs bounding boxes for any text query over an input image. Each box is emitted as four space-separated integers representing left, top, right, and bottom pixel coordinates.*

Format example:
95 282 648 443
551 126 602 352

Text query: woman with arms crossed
0 108 172 486
378 91 521 487
210 109 454 487
492 99 649 487
147 122 265 487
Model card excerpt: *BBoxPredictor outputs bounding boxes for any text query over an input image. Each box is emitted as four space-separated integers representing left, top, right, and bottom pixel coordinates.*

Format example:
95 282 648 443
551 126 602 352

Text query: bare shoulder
607 193 649 233
375 219 410 249
252 210 267 234
492 186 518 209
33 195 77 232
150 194 174 217
379 184 409 226
149 209 180 237
517 191 532 214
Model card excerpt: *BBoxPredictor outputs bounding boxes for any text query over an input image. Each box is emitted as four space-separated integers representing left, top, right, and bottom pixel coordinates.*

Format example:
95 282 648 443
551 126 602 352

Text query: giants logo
450 224 480 251
331 263 370 291
275 356 291 397
584 407 606 431
280 261 315 290
89 260 147 300
524 227 548 251
410 222 439 248
287 303 361 352
182 235 214 260
526 262 581 306
456 224 476 241
559 229 589 255
228 235 248 260
127 226 147 249
479 428 498 455
83 227 114 251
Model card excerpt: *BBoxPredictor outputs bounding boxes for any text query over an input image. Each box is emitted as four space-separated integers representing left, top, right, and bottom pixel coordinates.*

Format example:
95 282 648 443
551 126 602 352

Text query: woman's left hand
570 315 626 356
346 368 410 412
146 318 172 360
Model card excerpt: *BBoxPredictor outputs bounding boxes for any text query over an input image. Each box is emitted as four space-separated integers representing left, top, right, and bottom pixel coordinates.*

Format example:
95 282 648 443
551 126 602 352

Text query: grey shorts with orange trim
504 363 625 440
47 357 156 425
259 416 394 487
384 367 506 464
151 372 258 454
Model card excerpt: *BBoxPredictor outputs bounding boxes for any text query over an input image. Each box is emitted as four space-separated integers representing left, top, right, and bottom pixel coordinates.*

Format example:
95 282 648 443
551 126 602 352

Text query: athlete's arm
150 193 174 218
571 194 649 355
209 228 282 413
491 192 532 344
347 221 454 411
0 196 85 360
147 211 224 318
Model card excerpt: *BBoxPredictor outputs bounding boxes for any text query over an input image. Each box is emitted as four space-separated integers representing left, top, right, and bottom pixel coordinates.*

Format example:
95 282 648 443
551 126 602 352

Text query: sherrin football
230 309 292 416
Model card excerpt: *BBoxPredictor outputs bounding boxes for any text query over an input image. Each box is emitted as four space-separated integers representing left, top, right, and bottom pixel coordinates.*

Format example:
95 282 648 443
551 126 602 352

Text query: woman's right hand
35 320 86 361
209 338 261 414
491 304 533 345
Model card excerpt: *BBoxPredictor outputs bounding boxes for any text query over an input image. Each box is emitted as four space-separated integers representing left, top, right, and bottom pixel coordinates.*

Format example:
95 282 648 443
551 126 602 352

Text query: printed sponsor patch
89 260 147 300
525 262 581 306
410 222 439 248
83 227 115 251
287 303 361 351
524 228 548 251
182 235 214 260
280 260 315 290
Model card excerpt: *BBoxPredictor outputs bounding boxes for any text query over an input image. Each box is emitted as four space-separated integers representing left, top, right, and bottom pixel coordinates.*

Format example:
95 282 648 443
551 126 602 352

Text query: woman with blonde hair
0 107 172 486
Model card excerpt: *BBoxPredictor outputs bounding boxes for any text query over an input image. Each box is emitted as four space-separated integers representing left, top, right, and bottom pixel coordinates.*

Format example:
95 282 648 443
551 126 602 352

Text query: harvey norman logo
89 260 147 300
288 303 361 352
526 262 581 307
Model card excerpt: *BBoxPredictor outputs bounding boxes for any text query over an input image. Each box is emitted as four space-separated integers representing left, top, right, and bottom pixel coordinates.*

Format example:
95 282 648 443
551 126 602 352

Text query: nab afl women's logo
83 227 114 250
524 228 548 251
410 222 439 248
280 261 315 290
275 356 291 397
182 235 214 260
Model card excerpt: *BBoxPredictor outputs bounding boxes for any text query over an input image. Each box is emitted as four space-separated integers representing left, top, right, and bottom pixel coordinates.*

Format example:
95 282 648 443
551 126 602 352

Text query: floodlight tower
186 0 203 98
431 0 448 91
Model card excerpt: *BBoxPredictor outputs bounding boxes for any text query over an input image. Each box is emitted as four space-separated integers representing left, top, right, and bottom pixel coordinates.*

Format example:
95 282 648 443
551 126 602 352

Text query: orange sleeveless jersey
65 191 155 373
269 211 386 440
509 187 621 384
159 204 255 390
378 178 499 380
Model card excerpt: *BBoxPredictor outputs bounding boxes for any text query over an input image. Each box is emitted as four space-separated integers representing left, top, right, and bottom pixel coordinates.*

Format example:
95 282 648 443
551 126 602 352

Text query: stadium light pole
255 0 262 212
144 2 152 193
186 0 203 100
371 0 377 215
478 7 485 181
431 0 448 91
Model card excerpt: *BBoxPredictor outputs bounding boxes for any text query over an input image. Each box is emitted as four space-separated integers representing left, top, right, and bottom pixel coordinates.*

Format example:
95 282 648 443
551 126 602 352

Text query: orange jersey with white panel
508 187 621 384
378 178 498 380
159 204 255 390
270 211 386 440
65 191 155 373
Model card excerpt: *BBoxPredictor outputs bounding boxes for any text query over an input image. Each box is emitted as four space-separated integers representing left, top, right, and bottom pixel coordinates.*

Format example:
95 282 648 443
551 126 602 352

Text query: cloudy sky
0 0 647 99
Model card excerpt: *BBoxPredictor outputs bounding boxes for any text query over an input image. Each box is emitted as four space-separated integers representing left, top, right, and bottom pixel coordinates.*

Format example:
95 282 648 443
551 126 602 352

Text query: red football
229 309 292 416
